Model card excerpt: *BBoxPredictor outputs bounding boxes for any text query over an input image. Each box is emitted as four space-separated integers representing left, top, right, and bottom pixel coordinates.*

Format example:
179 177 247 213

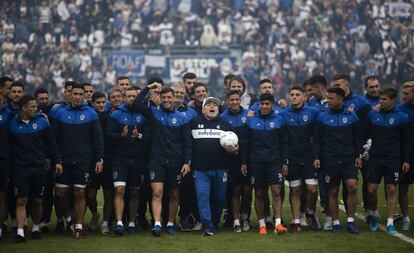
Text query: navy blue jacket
132 87 192 164
240 110 288 165
313 107 363 161
177 104 198 121
53 104 104 165
0 105 12 159
344 91 371 137
281 105 319 163
365 94 380 109
249 99 284 114
396 103 414 162
307 97 328 112
107 104 150 160
367 108 411 164
9 113 61 167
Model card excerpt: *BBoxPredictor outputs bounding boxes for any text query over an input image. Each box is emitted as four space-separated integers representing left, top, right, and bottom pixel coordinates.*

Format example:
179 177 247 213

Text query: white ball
220 131 238 148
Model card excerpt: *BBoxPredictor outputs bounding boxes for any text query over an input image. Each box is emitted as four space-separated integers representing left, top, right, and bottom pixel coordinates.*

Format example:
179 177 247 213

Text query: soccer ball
220 131 238 149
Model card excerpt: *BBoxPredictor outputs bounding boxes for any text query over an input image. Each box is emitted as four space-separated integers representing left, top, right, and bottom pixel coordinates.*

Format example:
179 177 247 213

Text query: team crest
241 117 246 123
171 117 177 124
389 118 395 125
32 123 38 129
136 115 141 123
348 104 355 112
150 172 155 180
342 117 348 124
112 171 118 179
229 120 233 124
269 122 275 128
303 115 308 122
325 175 330 183
80 114 85 121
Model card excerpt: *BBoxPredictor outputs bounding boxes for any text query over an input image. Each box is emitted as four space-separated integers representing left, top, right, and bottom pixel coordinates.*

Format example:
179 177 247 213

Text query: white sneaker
192 222 202 231
101 224 110 235
300 213 308 226
242 219 250 232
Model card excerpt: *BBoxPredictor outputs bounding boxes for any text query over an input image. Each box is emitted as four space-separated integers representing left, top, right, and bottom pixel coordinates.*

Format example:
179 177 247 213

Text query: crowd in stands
1 0 414 100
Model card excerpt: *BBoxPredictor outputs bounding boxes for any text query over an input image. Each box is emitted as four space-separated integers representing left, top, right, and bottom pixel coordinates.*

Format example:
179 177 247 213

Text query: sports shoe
233 225 242 233
180 218 192 232
266 220 274 229
40 222 49 233
74 228 86 239
290 223 301 233
55 221 64 233
192 222 202 231
401 221 411 231
127 226 137 234
366 214 372 224
31 231 41 240
101 224 110 235
323 220 333 231
242 219 250 232
151 225 162 237
346 222 359 234
202 229 214 236
387 225 397 235
65 221 74 235
300 214 308 226
369 216 379 232
166 225 177 235
306 213 321 230
332 224 341 233
274 224 288 234
12 235 25 243
393 212 402 222
259 226 267 235
114 225 124 236
89 212 100 231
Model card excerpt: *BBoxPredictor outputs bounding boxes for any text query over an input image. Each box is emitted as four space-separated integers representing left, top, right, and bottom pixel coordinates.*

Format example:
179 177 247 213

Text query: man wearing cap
190 96 238 236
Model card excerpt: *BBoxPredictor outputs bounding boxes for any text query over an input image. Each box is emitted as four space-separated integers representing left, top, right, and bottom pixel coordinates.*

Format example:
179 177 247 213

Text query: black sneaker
65 221 74 235
55 222 64 233
13 235 25 243
180 219 191 232
31 231 41 240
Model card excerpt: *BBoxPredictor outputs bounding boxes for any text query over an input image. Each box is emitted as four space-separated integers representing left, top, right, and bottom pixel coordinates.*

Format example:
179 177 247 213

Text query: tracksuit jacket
0 105 11 159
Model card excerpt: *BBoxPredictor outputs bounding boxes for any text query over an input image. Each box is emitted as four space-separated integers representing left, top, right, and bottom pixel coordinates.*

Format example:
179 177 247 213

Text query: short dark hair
19 95 35 109
71 83 85 91
229 76 246 92
379 87 397 99
160 87 175 96
126 87 138 92
308 75 328 88
226 90 241 99
332 73 350 83
364 75 379 88
183 72 197 82
224 74 236 85
327 87 345 99
259 93 275 103
82 82 93 87
0 76 13 88
116 76 129 82
11 81 25 91
34 88 48 99
65 81 77 89
147 77 164 86
191 82 208 94
290 86 306 93
259 78 272 86
92 92 106 102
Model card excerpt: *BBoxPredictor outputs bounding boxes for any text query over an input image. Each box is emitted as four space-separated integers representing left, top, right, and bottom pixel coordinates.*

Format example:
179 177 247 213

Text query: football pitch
2 180 414 253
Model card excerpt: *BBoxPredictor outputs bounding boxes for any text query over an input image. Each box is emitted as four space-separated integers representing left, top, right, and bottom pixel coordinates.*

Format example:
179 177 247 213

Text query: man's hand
373 104 380 112
181 163 191 176
225 144 239 154
355 158 363 168
150 92 161 106
131 126 140 138
147 82 162 90
95 161 103 174
402 162 411 174
313 159 321 169
45 159 51 170
55 164 63 176
241 164 248 177
187 99 195 107
121 125 128 137
282 164 288 177
278 99 288 108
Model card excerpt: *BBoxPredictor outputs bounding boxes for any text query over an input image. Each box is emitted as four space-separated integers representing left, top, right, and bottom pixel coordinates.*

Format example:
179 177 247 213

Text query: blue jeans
194 169 228 231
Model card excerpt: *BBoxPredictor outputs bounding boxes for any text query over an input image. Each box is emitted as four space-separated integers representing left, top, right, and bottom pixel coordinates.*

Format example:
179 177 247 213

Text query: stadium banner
167 56 237 81
107 50 145 77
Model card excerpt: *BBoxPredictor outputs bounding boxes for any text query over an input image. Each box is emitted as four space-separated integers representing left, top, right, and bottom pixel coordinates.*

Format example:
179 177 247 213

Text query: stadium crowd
1 0 414 99
0 71 413 243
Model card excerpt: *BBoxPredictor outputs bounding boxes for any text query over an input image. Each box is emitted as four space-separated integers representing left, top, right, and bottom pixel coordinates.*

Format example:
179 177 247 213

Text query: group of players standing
0 72 413 243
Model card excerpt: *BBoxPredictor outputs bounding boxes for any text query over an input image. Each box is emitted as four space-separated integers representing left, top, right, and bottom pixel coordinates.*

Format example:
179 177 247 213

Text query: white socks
258 219 265 227
387 218 394 226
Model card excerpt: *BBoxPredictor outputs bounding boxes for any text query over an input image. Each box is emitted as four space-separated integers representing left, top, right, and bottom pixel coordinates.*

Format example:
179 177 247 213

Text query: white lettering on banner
170 58 225 80
191 129 225 139
112 55 142 70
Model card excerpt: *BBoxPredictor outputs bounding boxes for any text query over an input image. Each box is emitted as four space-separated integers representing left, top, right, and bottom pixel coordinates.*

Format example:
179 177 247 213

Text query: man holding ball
190 97 239 236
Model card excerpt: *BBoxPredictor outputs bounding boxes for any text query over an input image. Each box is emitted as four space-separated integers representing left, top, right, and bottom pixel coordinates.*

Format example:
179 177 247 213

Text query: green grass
2 177 414 253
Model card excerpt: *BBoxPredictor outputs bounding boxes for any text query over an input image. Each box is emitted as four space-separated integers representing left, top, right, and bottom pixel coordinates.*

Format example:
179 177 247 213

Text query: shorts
229 161 250 187
287 160 319 187
112 157 146 188
400 160 414 184
56 163 90 188
148 160 182 186
249 162 283 189
88 159 114 190
13 167 46 198
321 159 358 188
0 158 11 192
368 161 400 185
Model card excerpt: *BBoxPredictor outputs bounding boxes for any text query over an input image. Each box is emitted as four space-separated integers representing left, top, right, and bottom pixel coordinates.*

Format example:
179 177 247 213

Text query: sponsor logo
223 172 228 182
172 117 177 124
348 104 355 112
176 175 182 184
394 172 399 182
32 123 38 129
269 122 275 128
150 172 155 180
